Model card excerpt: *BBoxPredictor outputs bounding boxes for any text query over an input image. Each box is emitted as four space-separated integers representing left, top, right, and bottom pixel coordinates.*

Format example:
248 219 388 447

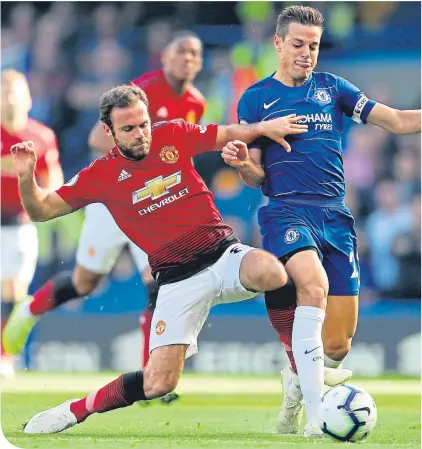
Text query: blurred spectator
145 20 173 72
390 195 421 299
393 149 421 202
366 180 413 293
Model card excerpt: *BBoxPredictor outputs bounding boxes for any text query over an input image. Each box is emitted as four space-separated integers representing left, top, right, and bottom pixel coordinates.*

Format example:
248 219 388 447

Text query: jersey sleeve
179 120 219 156
337 76 377 124
55 161 102 210
237 89 265 150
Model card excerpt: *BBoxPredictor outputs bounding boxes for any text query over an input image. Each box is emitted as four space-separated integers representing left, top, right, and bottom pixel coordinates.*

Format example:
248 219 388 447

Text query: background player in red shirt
3 33 205 401
12 84 308 433
0 69 63 378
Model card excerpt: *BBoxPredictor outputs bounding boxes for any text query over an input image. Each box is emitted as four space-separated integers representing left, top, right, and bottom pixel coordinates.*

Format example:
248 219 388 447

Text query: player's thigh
76 203 126 274
149 268 220 359
128 242 149 274
323 295 359 350
323 215 360 296
212 244 287 295
1 223 38 300
260 214 326 288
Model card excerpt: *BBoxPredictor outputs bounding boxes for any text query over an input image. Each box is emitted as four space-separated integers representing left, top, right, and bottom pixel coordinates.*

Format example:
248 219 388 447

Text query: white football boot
276 367 304 434
324 365 352 387
276 366 352 435
24 399 79 434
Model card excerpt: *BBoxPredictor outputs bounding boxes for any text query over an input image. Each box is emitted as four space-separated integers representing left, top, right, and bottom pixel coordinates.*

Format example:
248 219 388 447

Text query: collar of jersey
269 71 314 90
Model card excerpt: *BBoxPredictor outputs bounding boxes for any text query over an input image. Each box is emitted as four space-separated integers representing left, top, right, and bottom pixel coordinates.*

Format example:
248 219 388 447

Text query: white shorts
1 223 38 283
150 243 258 359
76 203 149 274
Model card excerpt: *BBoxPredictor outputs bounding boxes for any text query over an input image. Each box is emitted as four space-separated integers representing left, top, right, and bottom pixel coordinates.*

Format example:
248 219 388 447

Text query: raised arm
12 141 72 222
216 114 308 152
367 103 421 135
88 120 115 153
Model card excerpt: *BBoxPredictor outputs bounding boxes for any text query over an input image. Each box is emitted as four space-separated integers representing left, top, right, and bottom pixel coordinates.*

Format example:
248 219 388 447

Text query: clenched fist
10 141 37 176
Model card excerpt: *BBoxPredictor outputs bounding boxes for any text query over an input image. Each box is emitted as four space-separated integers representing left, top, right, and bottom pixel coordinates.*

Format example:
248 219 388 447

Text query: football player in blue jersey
223 5 421 438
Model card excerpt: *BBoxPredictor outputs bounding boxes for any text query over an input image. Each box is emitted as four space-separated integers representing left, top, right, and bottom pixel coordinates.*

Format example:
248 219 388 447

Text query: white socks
292 305 325 421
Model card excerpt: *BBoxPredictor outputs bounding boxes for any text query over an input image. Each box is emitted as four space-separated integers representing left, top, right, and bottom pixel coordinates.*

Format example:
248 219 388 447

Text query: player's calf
324 338 352 367
143 344 187 399
72 265 104 297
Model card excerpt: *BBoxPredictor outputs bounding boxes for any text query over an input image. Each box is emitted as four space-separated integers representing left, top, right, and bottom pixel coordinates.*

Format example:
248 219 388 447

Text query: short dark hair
167 30 202 51
100 85 149 130
276 6 324 38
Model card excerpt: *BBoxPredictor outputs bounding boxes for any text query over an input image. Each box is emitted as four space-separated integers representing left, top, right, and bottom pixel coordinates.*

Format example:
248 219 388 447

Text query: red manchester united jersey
131 70 206 124
1 119 60 219
56 120 235 283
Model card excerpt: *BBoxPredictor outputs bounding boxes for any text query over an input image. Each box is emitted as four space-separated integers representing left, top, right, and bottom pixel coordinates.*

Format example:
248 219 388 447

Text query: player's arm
338 76 421 135
222 141 265 188
88 120 115 153
215 115 307 152
12 141 72 222
367 103 421 135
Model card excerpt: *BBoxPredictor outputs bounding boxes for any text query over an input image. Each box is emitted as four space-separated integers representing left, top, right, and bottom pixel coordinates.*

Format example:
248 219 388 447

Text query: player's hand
221 140 250 168
260 114 308 152
10 141 37 176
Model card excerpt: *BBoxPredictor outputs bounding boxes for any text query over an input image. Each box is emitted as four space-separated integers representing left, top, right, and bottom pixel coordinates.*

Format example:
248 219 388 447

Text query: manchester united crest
159 146 179 164
156 320 166 335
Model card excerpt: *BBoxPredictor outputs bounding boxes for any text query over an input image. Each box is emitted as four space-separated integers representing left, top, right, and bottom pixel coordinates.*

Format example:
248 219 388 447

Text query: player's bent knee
72 266 103 296
297 285 326 309
240 250 288 292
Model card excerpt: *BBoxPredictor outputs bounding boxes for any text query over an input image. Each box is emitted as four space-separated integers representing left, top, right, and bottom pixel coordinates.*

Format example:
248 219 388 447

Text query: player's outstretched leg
265 284 352 434
23 344 187 434
265 284 303 434
3 267 101 356
282 250 327 438
139 274 180 405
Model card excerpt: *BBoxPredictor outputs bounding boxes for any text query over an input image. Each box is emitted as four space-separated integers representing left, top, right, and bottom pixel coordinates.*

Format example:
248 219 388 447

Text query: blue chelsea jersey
238 72 376 198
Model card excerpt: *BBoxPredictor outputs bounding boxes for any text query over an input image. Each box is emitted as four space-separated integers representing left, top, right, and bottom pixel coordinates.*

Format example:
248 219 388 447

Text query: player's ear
103 123 112 137
274 35 282 52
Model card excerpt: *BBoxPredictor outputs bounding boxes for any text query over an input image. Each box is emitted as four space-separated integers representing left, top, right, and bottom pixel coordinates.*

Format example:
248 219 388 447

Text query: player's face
275 22 322 83
106 100 152 161
1 78 32 122
162 37 203 82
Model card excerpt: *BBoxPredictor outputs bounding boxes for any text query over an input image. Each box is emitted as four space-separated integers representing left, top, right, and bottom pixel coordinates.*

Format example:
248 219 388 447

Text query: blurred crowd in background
2 1 421 303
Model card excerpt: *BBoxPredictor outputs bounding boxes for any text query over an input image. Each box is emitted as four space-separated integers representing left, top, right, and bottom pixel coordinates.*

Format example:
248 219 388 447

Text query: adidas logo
118 170 131 182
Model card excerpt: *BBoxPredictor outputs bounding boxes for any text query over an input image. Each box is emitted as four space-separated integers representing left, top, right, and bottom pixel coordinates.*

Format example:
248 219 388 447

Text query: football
318 384 378 442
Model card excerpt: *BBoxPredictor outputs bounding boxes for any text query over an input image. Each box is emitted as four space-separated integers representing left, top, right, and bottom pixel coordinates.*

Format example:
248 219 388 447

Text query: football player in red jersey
3 33 205 400
14 84 308 433
88 31 206 382
0 69 63 378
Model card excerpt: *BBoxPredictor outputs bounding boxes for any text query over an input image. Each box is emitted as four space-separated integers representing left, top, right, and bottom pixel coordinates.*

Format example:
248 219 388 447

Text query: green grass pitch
1 374 420 449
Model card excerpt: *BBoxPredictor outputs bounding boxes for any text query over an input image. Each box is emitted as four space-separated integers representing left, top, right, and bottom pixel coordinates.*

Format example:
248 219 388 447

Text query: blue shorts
258 196 359 296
